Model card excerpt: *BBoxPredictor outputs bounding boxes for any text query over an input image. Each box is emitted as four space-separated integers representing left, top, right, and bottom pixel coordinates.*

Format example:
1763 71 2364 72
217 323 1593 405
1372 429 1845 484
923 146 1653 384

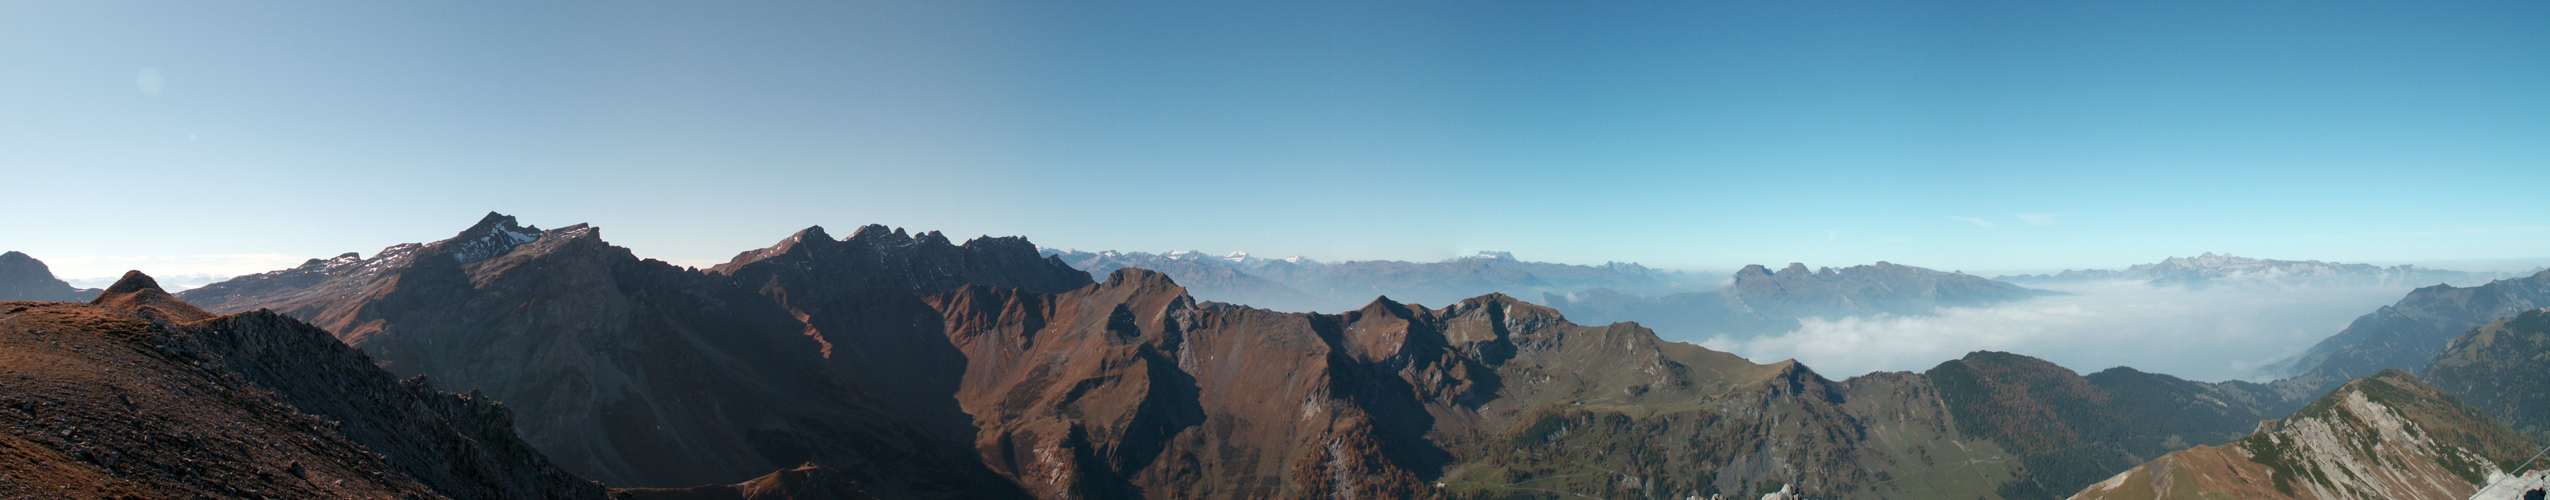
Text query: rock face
0 272 605 499
2269 270 2550 400
1547 261 2051 341
1996 252 2535 289
2423 309 2550 442
180 212 1093 493
0 251 100 302
2069 370 2546 500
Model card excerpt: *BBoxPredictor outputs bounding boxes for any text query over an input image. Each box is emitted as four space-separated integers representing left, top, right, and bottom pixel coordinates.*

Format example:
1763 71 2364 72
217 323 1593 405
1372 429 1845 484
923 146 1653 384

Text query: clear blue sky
6 1 2546 280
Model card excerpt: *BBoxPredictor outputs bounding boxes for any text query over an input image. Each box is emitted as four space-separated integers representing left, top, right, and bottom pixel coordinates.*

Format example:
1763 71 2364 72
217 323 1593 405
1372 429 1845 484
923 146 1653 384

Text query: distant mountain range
1546 261 2056 341
1996 252 2540 289
1040 249 1709 312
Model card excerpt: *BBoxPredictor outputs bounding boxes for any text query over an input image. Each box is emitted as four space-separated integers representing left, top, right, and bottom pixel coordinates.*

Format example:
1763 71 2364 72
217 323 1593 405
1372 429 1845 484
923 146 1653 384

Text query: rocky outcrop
2070 371 2546 500
0 272 605 499
0 251 100 302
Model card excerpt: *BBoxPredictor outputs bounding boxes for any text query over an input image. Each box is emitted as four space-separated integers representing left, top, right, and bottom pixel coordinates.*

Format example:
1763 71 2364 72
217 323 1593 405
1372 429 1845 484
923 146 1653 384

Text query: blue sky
5 1 2546 280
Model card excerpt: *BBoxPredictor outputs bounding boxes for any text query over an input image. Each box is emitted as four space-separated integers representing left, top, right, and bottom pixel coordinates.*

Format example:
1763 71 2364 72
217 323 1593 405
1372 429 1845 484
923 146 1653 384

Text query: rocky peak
437 212 544 265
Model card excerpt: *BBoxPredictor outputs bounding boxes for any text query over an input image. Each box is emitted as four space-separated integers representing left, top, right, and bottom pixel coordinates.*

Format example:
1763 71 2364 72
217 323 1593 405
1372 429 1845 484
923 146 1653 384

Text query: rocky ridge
2069 370 2548 500
0 271 606 499
2267 270 2550 402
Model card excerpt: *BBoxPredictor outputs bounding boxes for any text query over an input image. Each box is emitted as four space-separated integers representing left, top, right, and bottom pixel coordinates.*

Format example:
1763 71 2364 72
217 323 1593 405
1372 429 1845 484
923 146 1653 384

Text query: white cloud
1695 281 2415 382
2012 213 2061 226
1949 216 1997 229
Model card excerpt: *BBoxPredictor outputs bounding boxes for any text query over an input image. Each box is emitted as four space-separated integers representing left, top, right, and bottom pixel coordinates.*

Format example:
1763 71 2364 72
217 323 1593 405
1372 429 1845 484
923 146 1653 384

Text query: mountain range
12 214 2550 500
1997 252 2538 289
1040 249 1706 313
2264 269 2550 400
155 214 2285 498
1545 261 2055 341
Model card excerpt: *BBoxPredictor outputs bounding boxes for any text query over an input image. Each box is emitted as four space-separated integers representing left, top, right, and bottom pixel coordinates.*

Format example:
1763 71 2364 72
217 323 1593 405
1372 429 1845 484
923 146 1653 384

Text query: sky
5 1 2548 281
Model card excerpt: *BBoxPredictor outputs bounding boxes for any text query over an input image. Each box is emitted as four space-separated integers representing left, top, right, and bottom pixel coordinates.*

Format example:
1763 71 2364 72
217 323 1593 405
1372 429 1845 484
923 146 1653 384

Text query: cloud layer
1698 281 2414 382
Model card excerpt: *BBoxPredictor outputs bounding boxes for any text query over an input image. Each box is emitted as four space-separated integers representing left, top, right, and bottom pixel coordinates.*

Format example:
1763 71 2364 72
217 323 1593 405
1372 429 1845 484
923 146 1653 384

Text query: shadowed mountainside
0 251 100 302
0 271 606 499
2267 270 2550 404
179 213 1089 495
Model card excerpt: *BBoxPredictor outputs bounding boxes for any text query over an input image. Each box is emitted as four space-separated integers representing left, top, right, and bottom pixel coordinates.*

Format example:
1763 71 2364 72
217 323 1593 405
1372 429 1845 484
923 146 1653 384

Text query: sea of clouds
1701 280 2419 382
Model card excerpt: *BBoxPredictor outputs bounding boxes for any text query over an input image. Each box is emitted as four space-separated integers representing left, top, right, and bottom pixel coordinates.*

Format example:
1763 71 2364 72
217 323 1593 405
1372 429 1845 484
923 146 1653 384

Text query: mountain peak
91 271 212 323
439 212 544 265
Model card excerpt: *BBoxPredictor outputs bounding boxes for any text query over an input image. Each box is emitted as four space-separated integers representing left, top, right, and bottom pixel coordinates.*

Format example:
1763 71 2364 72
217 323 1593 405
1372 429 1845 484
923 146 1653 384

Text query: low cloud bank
1700 281 2413 382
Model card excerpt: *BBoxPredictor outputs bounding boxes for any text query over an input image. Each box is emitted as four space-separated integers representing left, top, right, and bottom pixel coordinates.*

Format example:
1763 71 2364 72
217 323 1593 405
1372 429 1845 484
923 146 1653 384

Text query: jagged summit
441 212 544 265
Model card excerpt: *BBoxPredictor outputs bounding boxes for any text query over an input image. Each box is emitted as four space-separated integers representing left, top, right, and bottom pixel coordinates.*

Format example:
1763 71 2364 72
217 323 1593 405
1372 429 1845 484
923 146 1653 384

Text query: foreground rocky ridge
0 272 605 499
2069 370 2547 500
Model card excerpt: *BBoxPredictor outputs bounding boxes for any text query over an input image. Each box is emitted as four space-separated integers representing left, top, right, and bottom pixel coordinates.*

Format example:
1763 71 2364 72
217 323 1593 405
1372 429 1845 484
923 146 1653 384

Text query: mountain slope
1547 261 2050 340
2423 309 2550 442
926 270 2268 500
0 251 100 302
179 213 1089 492
1927 352 2287 500
2069 370 2547 500
2270 270 2550 401
0 272 605 499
